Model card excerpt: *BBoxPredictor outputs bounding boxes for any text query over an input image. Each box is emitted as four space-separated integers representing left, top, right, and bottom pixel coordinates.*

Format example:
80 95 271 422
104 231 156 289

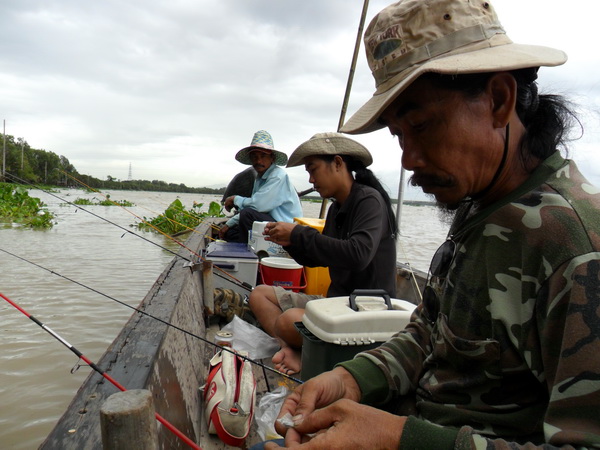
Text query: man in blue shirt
219 130 303 243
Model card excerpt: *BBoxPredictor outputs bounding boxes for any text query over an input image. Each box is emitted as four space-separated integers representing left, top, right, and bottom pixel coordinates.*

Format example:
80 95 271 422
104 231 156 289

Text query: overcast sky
2 1 599 200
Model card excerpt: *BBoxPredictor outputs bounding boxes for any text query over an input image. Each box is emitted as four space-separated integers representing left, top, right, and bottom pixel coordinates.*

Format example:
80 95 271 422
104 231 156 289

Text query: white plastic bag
255 386 289 441
221 316 280 360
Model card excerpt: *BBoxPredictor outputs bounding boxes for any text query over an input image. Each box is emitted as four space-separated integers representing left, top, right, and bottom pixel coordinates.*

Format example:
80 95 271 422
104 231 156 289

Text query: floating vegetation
0 183 55 229
136 199 224 235
72 194 134 207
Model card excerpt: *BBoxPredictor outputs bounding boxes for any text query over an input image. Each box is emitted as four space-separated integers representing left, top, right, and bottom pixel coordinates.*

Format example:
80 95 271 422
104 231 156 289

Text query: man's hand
274 368 361 436
264 222 297 246
218 224 229 240
224 195 235 212
267 399 406 449
268 368 407 448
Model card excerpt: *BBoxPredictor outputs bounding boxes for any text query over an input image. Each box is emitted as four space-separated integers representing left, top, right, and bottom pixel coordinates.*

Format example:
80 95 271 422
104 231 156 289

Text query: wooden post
100 389 158 450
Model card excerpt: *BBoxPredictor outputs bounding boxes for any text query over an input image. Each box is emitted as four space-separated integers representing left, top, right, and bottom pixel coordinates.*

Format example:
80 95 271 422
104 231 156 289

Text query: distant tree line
0 133 226 194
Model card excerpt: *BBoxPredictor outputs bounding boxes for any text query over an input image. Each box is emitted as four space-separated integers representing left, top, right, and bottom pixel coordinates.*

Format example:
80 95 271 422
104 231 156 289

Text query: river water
0 189 448 449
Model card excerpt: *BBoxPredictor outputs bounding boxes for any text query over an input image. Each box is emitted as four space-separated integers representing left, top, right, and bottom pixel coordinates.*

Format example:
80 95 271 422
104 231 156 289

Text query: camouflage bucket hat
235 130 288 166
341 0 567 135
287 132 373 168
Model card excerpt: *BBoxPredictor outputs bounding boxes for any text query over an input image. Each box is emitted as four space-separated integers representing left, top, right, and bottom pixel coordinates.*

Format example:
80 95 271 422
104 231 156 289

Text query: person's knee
249 285 277 312
239 208 274 229
239 207 258 229
249 284 270 303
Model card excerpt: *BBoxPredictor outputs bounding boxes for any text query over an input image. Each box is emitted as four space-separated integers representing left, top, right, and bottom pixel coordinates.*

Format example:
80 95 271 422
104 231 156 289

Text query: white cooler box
298 289 416 380
248 221 288 258
205 241 258 297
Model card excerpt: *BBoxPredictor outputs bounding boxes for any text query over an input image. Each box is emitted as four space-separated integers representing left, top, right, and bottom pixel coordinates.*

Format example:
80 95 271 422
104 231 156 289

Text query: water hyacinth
0 184 55 229
136 198 224 235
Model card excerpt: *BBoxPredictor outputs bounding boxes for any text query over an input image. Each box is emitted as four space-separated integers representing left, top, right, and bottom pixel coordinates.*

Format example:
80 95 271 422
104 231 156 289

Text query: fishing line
0 290 202 450
0 246 303 385
4 173 302 381
4 172 186 258
59 169 222 241
4 172 251 291
57 170 215 250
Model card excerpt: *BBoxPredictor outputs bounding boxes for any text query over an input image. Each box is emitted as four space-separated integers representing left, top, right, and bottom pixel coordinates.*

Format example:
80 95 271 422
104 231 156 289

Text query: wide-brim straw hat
287 132 373 167
235 130 288 166
341 0 567 135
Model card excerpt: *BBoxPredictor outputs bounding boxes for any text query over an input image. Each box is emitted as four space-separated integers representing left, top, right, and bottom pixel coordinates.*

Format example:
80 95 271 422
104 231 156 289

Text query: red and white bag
203 349 256 447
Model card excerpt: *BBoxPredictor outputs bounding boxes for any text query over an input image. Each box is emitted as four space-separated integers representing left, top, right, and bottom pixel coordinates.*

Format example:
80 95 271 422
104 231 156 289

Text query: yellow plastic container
294 217 331 296
294 217 326 232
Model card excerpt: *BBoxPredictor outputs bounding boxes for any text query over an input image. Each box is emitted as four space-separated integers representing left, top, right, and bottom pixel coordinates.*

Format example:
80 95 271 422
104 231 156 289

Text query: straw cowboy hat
340 0 567 134
287 132 373 168
235 130 288 166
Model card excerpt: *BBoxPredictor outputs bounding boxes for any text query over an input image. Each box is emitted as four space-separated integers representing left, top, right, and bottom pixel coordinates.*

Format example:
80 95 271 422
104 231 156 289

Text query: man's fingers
292 405 337 436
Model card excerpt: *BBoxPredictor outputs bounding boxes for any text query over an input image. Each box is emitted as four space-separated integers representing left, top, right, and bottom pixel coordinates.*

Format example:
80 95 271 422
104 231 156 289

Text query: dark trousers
224 208 275 243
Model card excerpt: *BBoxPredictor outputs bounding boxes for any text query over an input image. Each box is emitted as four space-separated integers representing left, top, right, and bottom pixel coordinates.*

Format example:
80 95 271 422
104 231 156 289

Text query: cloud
1 0 599 199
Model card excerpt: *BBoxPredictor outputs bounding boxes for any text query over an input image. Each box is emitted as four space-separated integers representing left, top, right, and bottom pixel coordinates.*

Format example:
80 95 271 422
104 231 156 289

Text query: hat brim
235 146 288 166
341 42 567 135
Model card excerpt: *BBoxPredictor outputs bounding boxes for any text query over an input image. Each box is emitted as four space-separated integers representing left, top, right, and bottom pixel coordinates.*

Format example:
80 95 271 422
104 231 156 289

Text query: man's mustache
409 173 454 188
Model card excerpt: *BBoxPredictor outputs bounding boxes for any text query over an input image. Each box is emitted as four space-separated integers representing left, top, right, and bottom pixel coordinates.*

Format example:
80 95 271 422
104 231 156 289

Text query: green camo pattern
357 152 600 449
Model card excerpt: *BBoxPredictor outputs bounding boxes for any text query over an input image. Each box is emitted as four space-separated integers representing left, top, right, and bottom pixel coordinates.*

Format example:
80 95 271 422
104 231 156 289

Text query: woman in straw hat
262 0 600 449
249 132 397 375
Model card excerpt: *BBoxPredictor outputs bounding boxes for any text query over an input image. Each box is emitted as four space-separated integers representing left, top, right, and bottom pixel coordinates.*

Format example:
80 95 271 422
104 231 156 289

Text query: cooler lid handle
348 289 392 311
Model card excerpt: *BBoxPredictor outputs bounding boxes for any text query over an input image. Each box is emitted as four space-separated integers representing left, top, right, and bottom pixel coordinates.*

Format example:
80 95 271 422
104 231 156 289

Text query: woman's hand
264 222 297 246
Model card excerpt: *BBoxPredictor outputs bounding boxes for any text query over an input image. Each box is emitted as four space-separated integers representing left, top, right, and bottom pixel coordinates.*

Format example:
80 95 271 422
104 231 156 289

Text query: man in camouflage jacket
268 0 600 449
336 152 600 449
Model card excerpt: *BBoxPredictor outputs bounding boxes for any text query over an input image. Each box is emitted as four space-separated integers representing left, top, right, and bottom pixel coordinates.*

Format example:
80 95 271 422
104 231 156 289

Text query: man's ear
487 72 517 129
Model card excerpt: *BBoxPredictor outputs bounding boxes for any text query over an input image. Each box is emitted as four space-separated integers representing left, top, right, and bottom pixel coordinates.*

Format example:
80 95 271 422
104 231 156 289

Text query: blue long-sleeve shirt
225 164 302 227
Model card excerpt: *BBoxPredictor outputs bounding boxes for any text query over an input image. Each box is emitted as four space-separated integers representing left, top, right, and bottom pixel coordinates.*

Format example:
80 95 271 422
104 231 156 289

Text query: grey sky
2 1 599 200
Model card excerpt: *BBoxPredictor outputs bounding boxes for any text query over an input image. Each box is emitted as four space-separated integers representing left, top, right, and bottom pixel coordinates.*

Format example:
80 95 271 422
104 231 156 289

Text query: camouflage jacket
340 152 600 449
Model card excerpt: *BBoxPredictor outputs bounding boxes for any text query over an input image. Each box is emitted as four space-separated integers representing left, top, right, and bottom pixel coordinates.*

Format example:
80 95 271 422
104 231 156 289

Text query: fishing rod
59 169 222 239
0 246 303 385
0 290 202 450
3 172 185 258
3 172 252 291
2 175 303 381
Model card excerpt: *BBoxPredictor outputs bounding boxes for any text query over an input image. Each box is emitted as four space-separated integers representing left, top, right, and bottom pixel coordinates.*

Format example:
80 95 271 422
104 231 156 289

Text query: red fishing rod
0 291 201 450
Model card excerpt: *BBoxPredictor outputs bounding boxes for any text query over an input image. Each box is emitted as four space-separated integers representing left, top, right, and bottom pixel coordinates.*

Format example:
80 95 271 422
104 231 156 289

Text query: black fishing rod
0 290 202 450
0 246 303 385
58 168 221 243
3 172 302 382
4 172 184 258
3 171 252 291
